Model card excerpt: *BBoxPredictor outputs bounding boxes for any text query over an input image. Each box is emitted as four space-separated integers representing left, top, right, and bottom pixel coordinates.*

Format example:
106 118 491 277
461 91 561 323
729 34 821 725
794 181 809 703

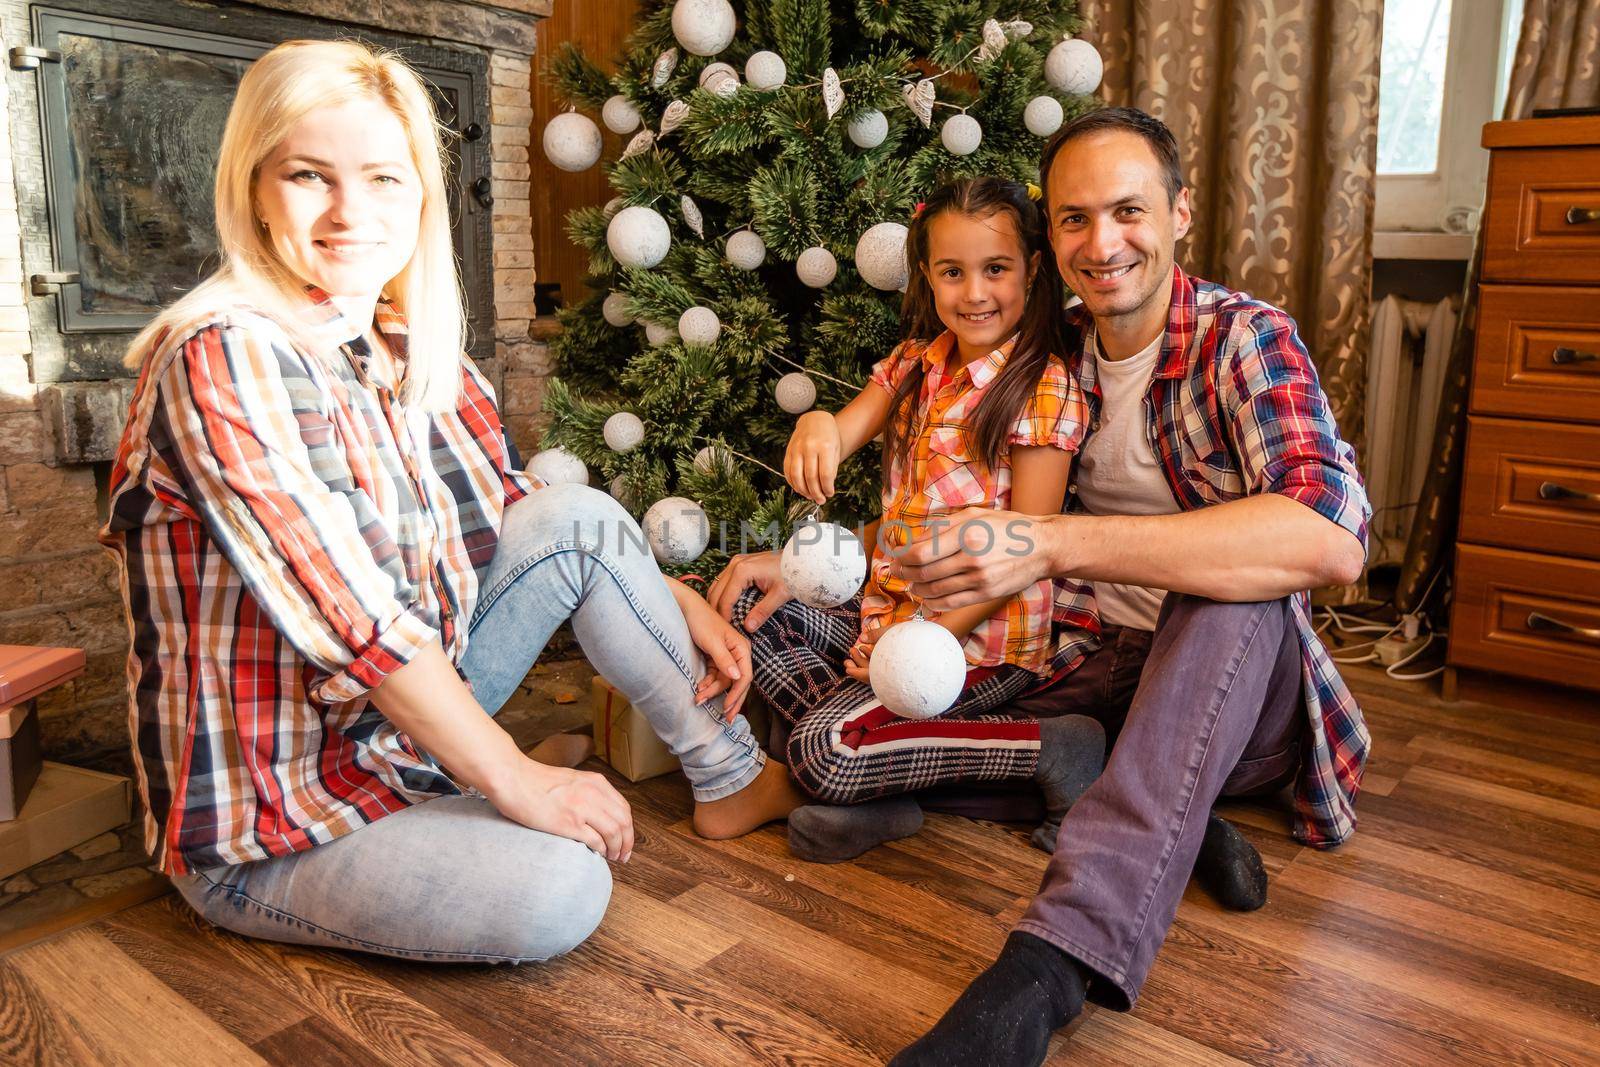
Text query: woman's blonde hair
125 38 464 413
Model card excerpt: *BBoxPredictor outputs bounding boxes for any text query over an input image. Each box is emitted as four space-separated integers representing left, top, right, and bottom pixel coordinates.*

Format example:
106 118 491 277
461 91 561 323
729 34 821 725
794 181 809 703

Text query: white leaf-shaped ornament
622 129 656 159
660 99 691 135
978 19 1008 62
652 47 680 88
1003 20 1034 39
901 78 935 127
680 195 704 238
822 67 845 120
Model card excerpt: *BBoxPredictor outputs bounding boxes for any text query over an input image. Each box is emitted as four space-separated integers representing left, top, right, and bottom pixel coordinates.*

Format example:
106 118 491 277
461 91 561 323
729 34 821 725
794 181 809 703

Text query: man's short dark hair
1039 106 1186 207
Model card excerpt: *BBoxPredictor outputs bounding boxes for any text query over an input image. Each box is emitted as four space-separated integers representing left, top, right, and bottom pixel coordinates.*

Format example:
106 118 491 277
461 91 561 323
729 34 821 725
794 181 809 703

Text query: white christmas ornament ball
745 50 787 90
602 94 642 135
1045 38 1104 95
542 112 602 172
608 475 635 507
698 61 738 86
781 522 867 609
671 0 736 56
855 222 910 291
693 444 727 475
847 109 889 149
645 320 678 346
941 113 983 156
726 229 767 270
643 496 711 563
528 447 589 486
602 292 634 327
604 196 625 218
775 372 817 414
678 305 722 347
606 205 672 269
796 246 838 288
1024 95 1065 137
869 619 967 719
603 412 646 453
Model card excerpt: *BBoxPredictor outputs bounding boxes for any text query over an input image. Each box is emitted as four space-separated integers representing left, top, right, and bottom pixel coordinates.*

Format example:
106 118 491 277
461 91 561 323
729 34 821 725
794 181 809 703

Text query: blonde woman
100 39 799 963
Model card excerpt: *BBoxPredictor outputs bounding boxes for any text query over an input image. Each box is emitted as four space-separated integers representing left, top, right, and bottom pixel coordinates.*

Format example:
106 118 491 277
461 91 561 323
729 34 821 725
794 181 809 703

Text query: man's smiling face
1045 129 1192 332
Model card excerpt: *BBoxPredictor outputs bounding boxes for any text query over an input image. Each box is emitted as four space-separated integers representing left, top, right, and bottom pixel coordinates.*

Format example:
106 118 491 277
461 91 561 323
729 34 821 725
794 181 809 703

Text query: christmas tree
537 0 1100 576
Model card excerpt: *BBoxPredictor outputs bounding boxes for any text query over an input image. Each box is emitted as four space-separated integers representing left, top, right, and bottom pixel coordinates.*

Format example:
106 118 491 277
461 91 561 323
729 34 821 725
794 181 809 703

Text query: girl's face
254 97 423 301
921 209 1038 362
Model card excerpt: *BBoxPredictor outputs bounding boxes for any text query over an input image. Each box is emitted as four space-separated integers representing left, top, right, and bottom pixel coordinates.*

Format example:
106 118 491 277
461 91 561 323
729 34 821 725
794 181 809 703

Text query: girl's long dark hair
882 177 1071 482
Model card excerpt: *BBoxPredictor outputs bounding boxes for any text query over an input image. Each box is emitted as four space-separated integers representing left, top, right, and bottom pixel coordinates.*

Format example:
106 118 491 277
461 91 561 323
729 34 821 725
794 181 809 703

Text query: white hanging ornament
745 50 787 90
978 18 1009 63
1004 19 1034 39
726 229 767 270
847 109 888 149
1045 37 1104 96
941 113 983 156
699 62 737 86
870 618 967 719
1024 95 1065 137
606 205 672 269
529 447 589 486
602 292 635 327
643 496 711 563
645 320 678 346
660 99 691 136
796 246 838 288
775 372 817 414
603 412 646 453
652 48 680 89
671 0 736 57
781 522 867 609
693 443 729 475
678 305 722 347
699 62 740 98
621 129 656 160
602 94 642 135
822 67 845 120
680 195 705 238
608 474 636 508
901 78 935 127
542 111 602 172
854 221 909 291
603 196 625 219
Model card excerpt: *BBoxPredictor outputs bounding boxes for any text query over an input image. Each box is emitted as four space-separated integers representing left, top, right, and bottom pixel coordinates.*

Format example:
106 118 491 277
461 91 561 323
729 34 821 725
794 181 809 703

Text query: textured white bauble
542 112 602 172
869 619 967 719
796 246 838 288
698 61 738 86
644 321 678 346
744 50 787 90
602 94 642 135
847 109 889 148
608 474 636 508
672 0 736 56
781 522 867 609
854 222 909 290
775 371 817 414
941 113 983 156
678 305 722 347
528 447 589 486
606 205 672 269
1024 95 1065 137
643 496 711 563
1045 38 1103 95
705 69 740 97
692 444 727 475
603 196 625 218
603 411 646 453
602 292 635 327
726 229 767 270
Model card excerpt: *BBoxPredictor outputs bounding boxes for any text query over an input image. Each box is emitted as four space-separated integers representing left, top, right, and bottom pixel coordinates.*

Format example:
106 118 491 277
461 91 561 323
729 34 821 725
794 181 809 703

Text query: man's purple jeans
1003 592 1304 1009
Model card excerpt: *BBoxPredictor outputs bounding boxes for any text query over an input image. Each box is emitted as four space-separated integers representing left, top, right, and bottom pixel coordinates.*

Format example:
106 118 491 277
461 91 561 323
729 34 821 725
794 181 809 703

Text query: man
712 107 1369 1064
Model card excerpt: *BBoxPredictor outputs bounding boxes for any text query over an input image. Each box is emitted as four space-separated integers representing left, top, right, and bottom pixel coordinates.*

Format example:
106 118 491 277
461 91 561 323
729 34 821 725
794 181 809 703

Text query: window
1374 0 1525 252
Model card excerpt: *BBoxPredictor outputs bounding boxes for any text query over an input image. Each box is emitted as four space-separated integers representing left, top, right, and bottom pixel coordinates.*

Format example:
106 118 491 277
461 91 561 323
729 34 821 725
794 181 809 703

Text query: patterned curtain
1395 0 1600 613
1077 0 1383 455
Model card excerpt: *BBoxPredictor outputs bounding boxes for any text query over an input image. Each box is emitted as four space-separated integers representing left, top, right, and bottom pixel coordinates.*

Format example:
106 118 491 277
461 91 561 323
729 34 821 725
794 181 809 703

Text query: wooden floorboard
2 671 1598 1064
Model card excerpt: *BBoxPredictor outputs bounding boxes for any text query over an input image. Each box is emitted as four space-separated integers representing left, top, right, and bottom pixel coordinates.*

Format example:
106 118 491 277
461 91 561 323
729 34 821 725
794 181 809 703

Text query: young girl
738 177 1105 860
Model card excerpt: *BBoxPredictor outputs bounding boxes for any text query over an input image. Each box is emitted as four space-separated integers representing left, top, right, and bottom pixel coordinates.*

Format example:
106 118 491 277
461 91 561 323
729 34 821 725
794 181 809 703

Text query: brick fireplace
0 0 556 762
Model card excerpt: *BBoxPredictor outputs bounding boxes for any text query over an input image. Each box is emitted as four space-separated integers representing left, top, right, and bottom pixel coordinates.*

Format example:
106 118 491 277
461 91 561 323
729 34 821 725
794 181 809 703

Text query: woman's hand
785 410 843 505
484 758 634 862
669 579 754 721
843 620 885 684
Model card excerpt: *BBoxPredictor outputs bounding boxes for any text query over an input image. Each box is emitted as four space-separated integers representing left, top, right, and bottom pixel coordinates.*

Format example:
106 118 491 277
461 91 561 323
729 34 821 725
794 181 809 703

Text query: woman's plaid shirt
1054 267 1372 849
99 290 537 875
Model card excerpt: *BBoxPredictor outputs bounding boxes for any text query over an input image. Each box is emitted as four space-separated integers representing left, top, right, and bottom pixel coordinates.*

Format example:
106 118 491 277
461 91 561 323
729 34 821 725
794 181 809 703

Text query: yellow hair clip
1026 182 1044 201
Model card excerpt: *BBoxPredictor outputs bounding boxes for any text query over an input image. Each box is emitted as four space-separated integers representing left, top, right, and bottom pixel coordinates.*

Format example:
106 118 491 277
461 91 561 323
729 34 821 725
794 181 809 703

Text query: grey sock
788 797 924 863
1030 715 1106 854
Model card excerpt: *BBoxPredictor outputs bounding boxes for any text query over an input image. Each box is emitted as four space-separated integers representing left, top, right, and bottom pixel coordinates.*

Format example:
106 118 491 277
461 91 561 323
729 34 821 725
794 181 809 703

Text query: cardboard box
590 675 680 782
0 762 132 880
0 700 44 821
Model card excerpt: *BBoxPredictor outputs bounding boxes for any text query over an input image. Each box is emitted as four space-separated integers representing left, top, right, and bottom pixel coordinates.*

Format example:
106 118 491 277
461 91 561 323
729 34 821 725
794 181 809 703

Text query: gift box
0 762 131 880
590 675 680 782
0 645 85 822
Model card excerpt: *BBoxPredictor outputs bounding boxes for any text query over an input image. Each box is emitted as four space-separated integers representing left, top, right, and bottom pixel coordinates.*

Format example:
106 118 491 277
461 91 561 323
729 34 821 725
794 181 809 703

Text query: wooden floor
2 667 1598 1065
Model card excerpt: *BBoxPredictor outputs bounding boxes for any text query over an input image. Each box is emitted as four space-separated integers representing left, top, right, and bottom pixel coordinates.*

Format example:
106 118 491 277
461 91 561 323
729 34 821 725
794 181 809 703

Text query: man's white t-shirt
1071 332 1180 631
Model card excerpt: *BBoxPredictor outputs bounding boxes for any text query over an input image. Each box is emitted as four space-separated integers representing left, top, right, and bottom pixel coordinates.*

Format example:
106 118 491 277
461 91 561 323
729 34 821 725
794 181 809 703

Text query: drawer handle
1552 347 1598 365
1538 480 1600 503
1527 611 1600 643
1566 206 1600 224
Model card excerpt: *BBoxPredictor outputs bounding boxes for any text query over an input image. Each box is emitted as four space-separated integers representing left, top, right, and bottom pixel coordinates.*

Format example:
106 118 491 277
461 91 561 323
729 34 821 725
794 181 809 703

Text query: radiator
1363 294 1458 565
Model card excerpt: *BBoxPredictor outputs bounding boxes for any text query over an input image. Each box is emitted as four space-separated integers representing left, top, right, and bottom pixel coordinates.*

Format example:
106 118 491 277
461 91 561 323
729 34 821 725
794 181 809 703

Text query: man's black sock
889 932 1086 1067
1193 812 1268 911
